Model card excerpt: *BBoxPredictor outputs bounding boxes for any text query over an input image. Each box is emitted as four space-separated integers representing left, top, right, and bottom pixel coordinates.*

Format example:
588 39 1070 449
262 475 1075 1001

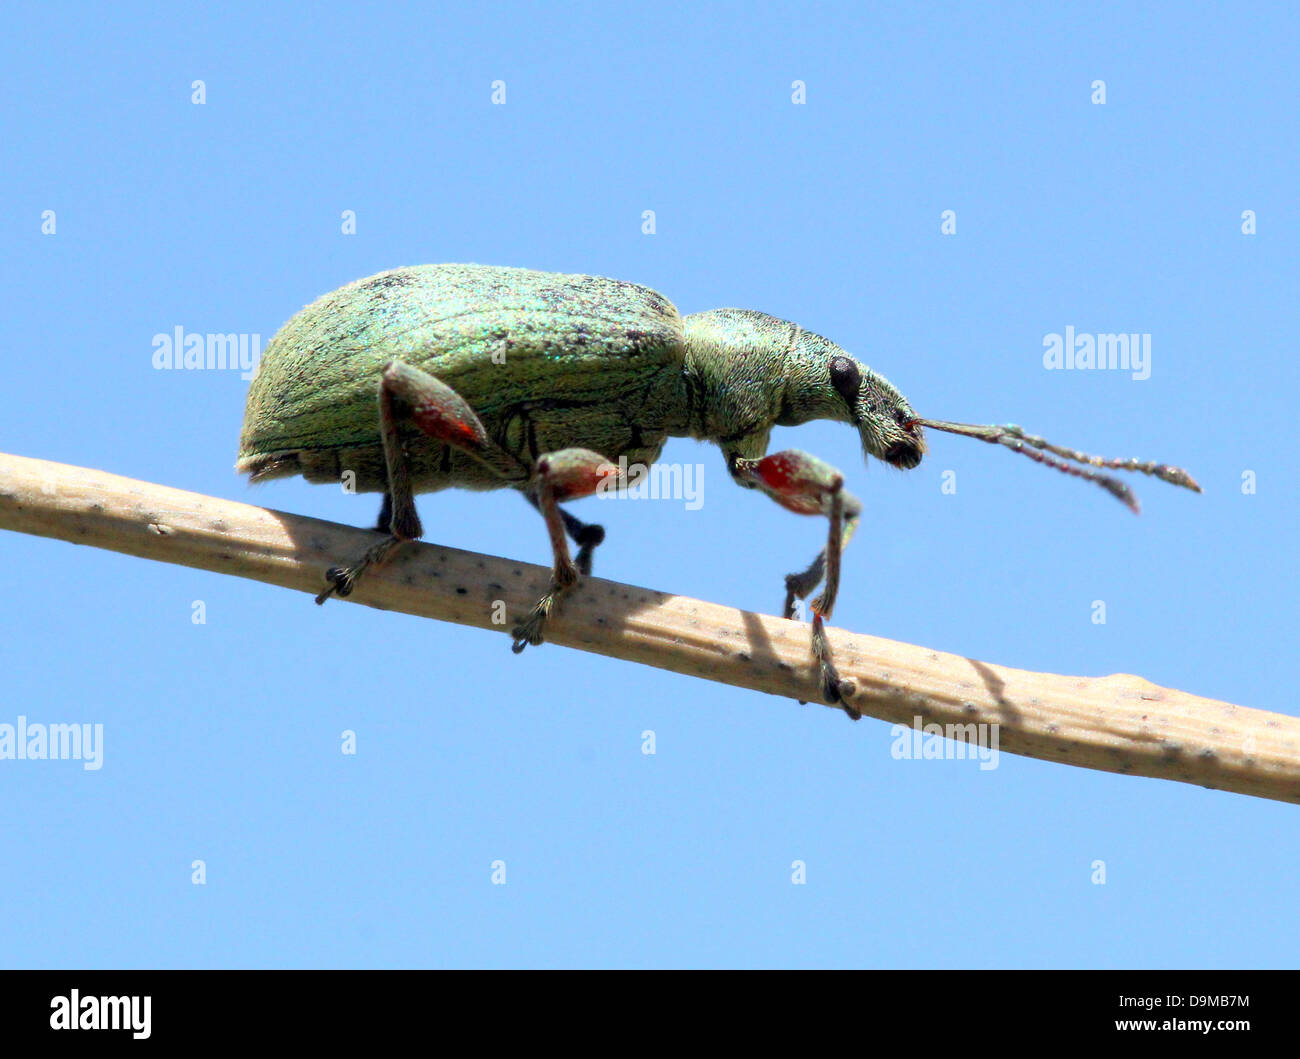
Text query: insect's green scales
240 265 688 490
238 263 1200 716
238 264 919 492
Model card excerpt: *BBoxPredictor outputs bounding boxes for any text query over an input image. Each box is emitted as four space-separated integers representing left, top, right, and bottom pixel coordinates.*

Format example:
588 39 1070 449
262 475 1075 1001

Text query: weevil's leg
783 552 825 620
317 361 526 604
565 511 606 577
729 450 863 716
524 493 606 576
328 490 396 593
512 449 620 652
374 492 393 533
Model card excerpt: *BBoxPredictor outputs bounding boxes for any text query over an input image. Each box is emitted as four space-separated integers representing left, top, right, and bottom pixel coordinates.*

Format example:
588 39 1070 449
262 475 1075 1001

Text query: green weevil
237 263 1201 716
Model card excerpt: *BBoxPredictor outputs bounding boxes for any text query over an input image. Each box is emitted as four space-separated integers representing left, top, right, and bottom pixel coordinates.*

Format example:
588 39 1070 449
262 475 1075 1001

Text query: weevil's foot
808 612 860 718
820 663 860 719
510 623 546 653
314 536 403 605
795 665 853 710
821 663 842 704
511 594 557 653
316 565 358 604
511 565 583 651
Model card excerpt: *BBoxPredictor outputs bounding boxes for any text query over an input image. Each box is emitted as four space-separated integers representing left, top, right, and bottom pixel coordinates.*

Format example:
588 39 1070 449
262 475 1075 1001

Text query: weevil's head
825 354 927 470
681 309 927 469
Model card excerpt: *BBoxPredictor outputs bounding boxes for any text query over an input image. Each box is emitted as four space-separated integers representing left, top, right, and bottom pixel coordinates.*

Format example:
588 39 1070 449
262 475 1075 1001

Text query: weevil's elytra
237 263 1200 716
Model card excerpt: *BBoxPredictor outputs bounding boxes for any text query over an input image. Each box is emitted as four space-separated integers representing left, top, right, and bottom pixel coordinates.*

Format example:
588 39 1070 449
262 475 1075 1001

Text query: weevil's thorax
680 309 850 443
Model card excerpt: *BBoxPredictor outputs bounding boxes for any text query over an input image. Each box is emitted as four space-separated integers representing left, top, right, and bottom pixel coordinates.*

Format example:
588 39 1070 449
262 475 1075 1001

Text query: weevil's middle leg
374 491 394 533
730 450 862 716
525 493 606 576
316 361 526 604
512 449 619 652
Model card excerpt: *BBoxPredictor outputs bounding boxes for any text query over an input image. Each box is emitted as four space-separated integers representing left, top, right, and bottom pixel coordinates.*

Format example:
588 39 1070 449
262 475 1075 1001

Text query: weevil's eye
829 356 861 403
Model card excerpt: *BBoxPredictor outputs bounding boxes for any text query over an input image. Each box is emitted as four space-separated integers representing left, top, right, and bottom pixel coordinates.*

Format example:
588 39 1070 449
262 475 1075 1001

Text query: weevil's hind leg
525 492 606 576
320 491 397 600
512 449 619 652
730 450 863 717
317 362 527 604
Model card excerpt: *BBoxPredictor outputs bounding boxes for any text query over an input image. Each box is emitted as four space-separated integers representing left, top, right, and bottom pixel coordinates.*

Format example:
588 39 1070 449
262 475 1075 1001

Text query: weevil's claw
315 537 403 605
511 557 585 653
316 566 354 604
818 667 861 719
510 622 545 652
833 678 861 720
797 667 858 717
511 593 559 652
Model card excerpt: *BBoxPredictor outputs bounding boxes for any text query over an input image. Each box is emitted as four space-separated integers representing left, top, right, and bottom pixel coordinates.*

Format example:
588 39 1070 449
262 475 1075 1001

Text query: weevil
237 264 1200 717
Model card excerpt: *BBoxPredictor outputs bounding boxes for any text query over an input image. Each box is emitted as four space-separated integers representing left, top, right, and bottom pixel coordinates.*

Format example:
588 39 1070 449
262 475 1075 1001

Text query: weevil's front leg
730 450 863 716
524 493 606 576
317 361 526 603
512 449 620 651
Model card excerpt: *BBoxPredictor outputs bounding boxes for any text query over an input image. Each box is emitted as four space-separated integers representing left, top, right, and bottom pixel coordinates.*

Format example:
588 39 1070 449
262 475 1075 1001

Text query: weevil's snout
884 425 925 469
856 397 926 470
881 415 925 469
855 412 925 470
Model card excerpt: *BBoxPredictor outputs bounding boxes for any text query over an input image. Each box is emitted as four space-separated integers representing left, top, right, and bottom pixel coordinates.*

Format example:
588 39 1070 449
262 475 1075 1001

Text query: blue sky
1 2 1296 968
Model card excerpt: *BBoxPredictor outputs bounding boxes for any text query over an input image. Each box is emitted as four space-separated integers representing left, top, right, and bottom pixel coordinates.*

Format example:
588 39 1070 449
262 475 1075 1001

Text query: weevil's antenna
913 418 1202 515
